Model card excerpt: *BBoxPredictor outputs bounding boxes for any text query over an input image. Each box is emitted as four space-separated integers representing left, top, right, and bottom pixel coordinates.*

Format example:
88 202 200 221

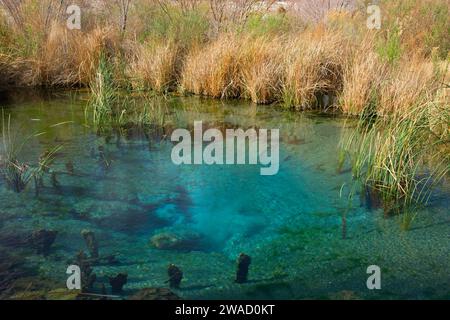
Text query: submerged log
30 229 57 256
167 264 183 289
65 160 74 175
81 229 99 259
109 273 128 294
235 253 251 284
74 251 96 293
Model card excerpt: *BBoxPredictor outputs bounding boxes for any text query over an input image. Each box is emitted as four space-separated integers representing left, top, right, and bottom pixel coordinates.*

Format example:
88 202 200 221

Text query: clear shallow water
0 90 449 300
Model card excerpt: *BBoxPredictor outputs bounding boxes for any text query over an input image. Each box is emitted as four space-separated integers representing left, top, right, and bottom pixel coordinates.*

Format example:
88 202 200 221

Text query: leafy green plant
376 25 402 65
242 12 291 37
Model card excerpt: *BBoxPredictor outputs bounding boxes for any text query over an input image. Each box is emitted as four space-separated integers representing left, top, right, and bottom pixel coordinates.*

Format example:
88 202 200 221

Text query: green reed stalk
1 110 63 193
340 98 449 227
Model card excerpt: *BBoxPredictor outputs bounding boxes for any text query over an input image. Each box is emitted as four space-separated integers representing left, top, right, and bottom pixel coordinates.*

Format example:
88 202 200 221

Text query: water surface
0 90 448 299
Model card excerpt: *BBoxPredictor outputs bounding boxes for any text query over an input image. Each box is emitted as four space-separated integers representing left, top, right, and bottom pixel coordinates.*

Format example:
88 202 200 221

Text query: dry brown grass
340 52 383 115
128 40 181 92
182 34 285 103
181 28 351 107
377 57 435 115
0 0 448 120
181 34 241 98
282 28 349 109
339 35 387 115
239 36 284 104
38 24 113 87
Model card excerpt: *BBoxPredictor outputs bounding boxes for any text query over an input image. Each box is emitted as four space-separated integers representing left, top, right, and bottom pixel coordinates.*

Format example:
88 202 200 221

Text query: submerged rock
109 273 128 294
150 233 180 250
150 232 202 251
129 288 181 300
30 229 57 256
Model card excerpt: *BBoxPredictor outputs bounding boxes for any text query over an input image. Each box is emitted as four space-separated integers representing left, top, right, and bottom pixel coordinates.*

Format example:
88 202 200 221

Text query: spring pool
0 90 448 299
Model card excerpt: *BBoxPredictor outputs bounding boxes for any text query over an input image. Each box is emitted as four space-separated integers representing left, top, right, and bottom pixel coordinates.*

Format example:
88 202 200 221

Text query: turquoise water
0 90 449 300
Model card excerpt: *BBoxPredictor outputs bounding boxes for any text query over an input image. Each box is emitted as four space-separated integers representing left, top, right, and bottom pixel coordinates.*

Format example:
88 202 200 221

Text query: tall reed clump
282 29 348 109
128 40 181 92
339 37 387 115
353 105 448 214
181 27 351 106
89 53 119 130
88 54 171 134
39 24 113 87
1 113 33 192
181 34 241 99
239 36 285 104
182 34 286 103
377 59 436 115
340 83 449 225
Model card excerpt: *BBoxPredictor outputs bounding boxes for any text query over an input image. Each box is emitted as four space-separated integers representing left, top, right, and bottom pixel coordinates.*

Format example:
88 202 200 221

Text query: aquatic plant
1 112 34 192
340 92 449 223
88 52 119 131
1 111 62 193
33 146 61 195
134 96 168 129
